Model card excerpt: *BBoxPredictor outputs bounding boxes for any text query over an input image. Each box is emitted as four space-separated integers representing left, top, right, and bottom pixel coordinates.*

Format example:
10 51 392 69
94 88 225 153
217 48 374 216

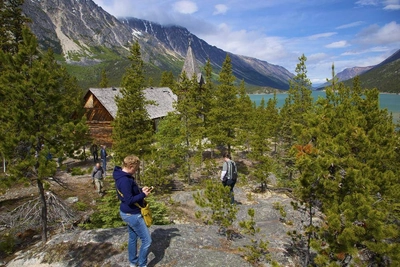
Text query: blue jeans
101 158 107 173
120 211 152 267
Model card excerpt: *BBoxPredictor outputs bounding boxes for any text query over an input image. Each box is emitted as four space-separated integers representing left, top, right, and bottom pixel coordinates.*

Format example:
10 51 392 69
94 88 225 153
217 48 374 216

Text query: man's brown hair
223 152 231 159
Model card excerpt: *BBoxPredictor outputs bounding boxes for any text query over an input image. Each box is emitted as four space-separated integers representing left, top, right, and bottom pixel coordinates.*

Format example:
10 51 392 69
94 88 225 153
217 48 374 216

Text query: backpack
225 160 238 182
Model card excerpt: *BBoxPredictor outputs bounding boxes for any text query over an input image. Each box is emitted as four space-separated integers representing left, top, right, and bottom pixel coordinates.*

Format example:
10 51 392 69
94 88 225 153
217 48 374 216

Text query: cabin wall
84 92 163 147
87 121 113 147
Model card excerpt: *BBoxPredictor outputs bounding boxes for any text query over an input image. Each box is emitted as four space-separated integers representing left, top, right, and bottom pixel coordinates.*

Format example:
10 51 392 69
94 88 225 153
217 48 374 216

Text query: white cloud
325 40 349 48
384 0 400 9
336 21 364 29
341 46 389 56
356 21 400 45
308 32 337 40
355 0 380 6
198 23 291 64
173 1 198 14
213 4 228 15
384 4 400 9
307 53 329 62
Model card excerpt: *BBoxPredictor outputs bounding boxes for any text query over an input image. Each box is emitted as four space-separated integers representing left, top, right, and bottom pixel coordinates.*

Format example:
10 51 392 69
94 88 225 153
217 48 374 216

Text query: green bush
239 208 272 265
0 233 16 256
74 201 88 211
70 167 85 176
81 189 170 229
147 195 170 225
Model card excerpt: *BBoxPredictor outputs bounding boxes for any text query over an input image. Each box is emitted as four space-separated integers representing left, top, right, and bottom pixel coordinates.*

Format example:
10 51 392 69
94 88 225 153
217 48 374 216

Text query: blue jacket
113 166 146 214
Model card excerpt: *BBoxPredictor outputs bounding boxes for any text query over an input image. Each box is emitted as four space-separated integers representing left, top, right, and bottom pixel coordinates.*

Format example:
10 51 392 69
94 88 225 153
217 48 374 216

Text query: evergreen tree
202 59 215 152
159 70 175 89
150 113 186 190
293 77 400 266
112 41 154 163
265 93 280 154
279 54 313 183
248 98 273 191
193 179 238 239
99 68 109 88
0 0 30 54
207 54 239 154
0 28 88 241
173 72 204 183
236 80 254 153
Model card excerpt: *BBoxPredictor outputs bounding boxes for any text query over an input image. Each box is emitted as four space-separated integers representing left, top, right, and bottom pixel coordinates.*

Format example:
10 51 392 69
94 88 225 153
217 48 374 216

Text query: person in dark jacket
113 155 152 267
220 152 236 204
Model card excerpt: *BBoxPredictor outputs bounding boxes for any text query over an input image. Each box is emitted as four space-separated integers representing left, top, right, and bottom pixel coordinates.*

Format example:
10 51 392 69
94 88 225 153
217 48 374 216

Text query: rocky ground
0 158 306 267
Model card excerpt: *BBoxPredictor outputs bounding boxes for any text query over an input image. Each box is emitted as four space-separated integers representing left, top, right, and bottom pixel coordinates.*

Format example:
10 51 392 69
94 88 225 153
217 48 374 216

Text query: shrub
70 167 85 176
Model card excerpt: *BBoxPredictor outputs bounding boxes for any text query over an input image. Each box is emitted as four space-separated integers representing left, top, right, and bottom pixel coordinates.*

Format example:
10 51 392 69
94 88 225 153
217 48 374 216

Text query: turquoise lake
249 91 400 123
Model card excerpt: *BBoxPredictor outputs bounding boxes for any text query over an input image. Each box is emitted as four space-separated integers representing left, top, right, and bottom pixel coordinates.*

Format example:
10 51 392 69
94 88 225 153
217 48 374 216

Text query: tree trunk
37 179 48 241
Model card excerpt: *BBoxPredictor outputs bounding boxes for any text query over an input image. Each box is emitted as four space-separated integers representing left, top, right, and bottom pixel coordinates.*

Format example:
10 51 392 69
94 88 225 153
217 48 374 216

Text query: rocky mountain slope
22 0 293 90
336 66 374 81
318 49 400 93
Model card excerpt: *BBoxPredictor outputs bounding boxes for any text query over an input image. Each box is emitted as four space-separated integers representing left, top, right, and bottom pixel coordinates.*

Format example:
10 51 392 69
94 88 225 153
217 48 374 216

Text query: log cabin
83 87 177 146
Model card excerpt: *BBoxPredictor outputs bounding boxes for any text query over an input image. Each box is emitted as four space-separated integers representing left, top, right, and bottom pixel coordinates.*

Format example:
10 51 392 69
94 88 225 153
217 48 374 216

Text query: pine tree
279 54 313 183
99 68 109 88
236 80 254 153
151 113 186 189
193 179 238 239
0 0 30 54
248 98 273 191
265 93 280 154
172 72 204 183
293 76 400 266
207 54 239 154
0 28 88 241
112 41 154 163
202 59 215 151
159 70 175 89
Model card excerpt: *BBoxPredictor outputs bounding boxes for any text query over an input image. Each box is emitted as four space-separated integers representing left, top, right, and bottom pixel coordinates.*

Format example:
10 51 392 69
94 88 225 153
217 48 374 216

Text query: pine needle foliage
239 208 272 265
292 75 400 266
112 41 154 162
207 54 240 153
193 179 238 239
0 25 89 241
82 189 169 229
99 68 109 88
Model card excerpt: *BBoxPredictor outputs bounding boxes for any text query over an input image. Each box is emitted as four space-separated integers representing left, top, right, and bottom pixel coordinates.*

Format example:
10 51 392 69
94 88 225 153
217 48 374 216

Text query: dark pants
93 153 98 162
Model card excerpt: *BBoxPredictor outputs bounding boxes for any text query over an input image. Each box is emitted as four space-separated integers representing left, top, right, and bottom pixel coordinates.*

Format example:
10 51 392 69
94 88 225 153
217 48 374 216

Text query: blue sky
92 0 400 85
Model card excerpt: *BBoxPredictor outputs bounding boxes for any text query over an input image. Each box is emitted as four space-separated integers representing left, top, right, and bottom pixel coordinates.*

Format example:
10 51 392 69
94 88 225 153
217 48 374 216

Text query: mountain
344 49 400 93
316 49 400 93
336 66 374 81
22 0 293 90
316 66 374 89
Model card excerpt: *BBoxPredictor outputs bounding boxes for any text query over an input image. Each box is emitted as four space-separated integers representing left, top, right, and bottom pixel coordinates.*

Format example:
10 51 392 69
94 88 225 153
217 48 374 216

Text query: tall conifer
207 54 239 154
293 77 399 265
112 41 153 163
0 28 88 241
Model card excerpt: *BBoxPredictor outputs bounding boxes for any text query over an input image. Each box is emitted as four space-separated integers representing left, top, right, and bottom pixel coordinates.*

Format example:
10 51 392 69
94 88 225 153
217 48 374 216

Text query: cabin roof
86 87 177 119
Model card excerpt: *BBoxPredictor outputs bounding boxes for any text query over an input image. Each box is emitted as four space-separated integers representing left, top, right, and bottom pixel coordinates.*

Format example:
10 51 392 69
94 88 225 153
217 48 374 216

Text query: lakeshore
249 92 400 123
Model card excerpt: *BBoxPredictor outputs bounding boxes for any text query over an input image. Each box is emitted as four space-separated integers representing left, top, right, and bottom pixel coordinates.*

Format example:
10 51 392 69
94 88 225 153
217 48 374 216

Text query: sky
92 0 400 85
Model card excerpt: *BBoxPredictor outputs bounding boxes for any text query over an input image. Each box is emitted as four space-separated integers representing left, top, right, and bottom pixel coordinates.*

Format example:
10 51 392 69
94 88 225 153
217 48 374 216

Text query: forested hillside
344 49 400 93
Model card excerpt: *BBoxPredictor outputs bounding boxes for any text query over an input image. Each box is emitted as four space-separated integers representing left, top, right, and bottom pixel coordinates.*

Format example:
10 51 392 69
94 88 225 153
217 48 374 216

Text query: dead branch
0 191 78 232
